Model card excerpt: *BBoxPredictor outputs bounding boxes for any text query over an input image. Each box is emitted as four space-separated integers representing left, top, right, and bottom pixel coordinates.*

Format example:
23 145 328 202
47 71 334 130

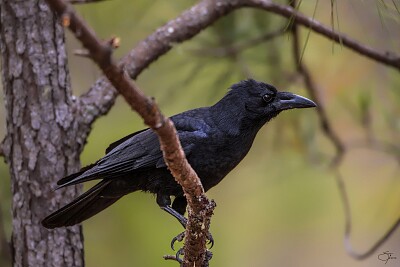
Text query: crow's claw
207 232 215 249
171 231 185 251
170 230 215 251
176 247 184 262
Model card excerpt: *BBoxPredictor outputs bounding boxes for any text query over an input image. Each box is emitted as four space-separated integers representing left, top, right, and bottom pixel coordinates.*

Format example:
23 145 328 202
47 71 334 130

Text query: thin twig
348 139 400 164
45 0 215 266
247 0 400 70
335 171 400 260
73 49 90 57
289 0 345 165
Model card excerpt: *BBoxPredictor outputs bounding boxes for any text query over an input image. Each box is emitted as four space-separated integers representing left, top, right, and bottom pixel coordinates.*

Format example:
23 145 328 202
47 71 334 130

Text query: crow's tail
42 180 120 229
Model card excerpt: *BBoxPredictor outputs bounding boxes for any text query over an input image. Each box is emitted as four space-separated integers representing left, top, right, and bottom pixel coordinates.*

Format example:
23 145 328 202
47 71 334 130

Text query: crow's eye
262 94 274 103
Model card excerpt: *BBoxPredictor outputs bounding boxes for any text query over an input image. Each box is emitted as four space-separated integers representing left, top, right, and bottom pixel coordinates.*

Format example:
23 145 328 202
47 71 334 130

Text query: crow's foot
176 248 184 263
171 231 185 251
170 230 214 251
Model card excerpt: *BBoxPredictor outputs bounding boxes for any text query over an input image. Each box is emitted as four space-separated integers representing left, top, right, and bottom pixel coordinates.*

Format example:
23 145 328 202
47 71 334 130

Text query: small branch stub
61 13 70 27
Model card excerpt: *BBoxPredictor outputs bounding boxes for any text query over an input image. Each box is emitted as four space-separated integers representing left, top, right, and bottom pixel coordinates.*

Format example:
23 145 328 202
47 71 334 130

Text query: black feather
105 128 148 154
42 180 119 228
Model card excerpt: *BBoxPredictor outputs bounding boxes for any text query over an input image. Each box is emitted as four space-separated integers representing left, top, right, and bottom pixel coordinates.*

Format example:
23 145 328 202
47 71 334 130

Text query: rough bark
0 1 85 266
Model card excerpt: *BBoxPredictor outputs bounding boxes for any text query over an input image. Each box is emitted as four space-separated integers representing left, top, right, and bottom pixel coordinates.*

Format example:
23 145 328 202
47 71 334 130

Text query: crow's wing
57 114 209 188
105 128 148 154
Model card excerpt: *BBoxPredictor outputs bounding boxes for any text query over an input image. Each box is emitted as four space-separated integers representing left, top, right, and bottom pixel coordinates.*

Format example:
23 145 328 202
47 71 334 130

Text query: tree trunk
0 0 85 266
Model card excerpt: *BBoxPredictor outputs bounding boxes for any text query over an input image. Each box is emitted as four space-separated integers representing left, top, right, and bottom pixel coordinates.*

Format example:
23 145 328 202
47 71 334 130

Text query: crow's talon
171 231 185 251
170 230 214 251
207 232 214 249
176 248 184 263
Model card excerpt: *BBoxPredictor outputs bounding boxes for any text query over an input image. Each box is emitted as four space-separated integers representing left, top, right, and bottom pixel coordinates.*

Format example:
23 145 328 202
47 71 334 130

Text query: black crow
42 79 316 230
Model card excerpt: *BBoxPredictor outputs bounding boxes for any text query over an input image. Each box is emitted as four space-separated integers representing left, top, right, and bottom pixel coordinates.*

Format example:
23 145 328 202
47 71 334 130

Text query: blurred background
1 0 400 266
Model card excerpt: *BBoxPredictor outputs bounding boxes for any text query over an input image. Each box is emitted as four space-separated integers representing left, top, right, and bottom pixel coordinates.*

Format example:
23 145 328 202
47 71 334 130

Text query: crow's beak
274 92 317 111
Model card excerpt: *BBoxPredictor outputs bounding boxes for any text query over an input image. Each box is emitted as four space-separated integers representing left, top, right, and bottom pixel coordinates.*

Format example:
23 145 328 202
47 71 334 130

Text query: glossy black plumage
42 79 316 229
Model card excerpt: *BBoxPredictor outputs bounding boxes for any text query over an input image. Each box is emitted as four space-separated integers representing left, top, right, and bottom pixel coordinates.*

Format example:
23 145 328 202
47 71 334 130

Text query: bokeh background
1 0 400 266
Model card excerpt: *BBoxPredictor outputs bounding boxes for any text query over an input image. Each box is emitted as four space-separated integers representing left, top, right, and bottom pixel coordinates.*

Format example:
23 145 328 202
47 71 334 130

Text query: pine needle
299 0 319 63
392 0 400 14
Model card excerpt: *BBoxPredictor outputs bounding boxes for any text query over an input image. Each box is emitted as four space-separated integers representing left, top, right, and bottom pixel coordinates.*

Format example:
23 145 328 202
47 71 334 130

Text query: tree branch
77 0 400 134
123 0 400 79
249 0 400 70
45 0 215 265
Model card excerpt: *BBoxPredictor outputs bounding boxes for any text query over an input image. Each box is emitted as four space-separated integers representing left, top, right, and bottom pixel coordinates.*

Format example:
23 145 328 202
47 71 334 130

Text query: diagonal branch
78 0 400 136
45 0 215 266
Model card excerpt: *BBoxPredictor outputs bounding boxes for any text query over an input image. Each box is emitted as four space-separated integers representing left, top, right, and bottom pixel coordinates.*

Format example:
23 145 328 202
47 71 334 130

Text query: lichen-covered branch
45 0 215 265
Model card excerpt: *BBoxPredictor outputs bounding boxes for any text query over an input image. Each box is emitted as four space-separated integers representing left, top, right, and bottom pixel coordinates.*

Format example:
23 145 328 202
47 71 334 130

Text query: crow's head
229 79 316 122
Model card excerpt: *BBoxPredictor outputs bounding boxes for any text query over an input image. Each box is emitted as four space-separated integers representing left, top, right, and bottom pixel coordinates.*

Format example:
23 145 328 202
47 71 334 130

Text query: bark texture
0 1 84 266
